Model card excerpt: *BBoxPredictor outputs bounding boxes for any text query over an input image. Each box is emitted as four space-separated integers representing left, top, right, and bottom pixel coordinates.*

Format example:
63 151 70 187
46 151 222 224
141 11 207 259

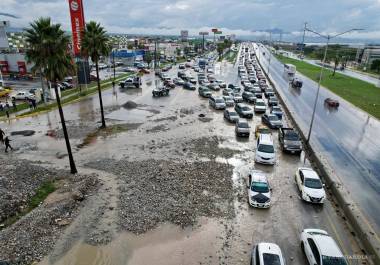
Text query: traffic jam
139 43 353 265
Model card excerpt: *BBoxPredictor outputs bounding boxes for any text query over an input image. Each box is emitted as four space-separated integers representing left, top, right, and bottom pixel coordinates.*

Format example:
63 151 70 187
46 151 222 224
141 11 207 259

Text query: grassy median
276 55 380 119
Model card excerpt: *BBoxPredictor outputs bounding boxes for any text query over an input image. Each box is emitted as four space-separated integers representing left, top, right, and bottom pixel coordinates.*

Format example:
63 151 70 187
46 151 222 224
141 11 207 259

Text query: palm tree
25 18 77 174
24 17 51 103
81 21 110 128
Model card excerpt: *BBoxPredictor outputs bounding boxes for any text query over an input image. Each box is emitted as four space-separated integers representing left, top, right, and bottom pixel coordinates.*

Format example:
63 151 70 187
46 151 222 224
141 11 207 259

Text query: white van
255 134 275 165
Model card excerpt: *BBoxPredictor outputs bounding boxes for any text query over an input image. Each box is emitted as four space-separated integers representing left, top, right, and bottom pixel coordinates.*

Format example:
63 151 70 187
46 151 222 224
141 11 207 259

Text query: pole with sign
199 32 209 54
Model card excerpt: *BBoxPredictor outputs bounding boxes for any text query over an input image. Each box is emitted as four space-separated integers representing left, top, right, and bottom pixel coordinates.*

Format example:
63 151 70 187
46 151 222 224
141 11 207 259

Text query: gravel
86 159 235 234
0 157 63 223
0 169 99 265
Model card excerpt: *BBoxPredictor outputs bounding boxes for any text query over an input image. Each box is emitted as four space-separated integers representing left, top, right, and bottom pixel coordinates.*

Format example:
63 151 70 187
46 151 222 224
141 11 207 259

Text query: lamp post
267 31 272 76
304 27 363 154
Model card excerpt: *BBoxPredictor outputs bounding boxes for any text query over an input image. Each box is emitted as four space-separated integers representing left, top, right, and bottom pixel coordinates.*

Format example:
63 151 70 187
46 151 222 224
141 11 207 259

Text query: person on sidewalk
28 100 33 110
0 128 5 143
4 136 13 152
11 98 17 111
32 99 37 109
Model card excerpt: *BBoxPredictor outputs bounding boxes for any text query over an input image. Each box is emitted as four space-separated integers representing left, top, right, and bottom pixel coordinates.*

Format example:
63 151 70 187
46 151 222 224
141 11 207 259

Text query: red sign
68 0 85 56
211 28 218 33
17 61 27 75
0 61 9 74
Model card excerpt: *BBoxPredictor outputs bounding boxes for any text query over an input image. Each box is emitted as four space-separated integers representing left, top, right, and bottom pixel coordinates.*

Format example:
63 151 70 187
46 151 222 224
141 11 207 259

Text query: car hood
284 140 301 146
250 191 271 203
304 186 325 198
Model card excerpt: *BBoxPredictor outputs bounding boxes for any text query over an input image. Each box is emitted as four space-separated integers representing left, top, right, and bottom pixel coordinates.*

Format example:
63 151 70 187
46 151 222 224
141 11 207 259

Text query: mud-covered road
0 51 368 265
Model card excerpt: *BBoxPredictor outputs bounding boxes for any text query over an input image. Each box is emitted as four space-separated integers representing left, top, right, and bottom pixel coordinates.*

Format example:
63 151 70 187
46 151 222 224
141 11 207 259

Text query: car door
306 238 321 265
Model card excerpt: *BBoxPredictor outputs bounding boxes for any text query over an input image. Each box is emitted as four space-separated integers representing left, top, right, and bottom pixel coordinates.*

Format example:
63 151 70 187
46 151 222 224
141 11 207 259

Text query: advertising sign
17 61 26 75
211 28 218 33
68 0 85 56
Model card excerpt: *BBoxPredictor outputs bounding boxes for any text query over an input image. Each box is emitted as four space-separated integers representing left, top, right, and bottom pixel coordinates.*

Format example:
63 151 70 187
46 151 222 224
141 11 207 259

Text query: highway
255 43 380 233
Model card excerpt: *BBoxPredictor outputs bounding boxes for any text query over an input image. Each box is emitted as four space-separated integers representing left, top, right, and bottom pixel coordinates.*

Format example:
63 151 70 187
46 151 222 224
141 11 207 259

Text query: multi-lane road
256 43 380 233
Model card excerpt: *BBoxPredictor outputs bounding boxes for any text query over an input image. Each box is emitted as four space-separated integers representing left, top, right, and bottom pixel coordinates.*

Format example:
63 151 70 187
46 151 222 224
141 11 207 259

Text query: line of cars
241 43 348 265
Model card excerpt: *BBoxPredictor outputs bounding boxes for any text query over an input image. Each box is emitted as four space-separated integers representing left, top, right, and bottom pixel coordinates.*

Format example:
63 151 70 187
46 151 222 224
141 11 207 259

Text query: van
255 134 275 165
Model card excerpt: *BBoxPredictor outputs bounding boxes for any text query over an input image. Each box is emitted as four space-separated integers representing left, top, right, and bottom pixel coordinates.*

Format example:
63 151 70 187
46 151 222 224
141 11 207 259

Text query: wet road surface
257 44 380 233
0 49 367 264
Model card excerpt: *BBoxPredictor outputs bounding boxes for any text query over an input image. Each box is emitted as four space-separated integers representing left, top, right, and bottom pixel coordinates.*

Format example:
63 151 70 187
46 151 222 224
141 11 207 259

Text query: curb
257 47 380 265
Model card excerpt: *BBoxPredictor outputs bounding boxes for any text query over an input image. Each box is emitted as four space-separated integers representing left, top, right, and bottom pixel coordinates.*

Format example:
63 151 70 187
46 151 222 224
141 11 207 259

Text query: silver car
235 119 251 137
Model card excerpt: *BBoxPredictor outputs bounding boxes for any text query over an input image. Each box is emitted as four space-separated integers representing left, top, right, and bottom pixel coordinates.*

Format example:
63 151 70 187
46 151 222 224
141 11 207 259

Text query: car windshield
304 178 323 189
268 115 279 121
256 102 265 106
241 106 251 111
224 97 232 101
322 256 348 265
238 122 249 128
251 181 269 193
258 144 274 153
229 112 238 116
263 253 282 265
285 132 300 141
215 99 224 103
273 107 281 112
234 93 241 97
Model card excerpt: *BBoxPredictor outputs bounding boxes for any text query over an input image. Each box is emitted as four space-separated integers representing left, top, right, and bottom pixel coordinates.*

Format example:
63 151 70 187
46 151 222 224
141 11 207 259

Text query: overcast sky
1 0 379 40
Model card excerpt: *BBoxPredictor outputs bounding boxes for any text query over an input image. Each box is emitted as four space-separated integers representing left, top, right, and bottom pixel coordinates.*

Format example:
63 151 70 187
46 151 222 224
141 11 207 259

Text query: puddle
39 219 225 265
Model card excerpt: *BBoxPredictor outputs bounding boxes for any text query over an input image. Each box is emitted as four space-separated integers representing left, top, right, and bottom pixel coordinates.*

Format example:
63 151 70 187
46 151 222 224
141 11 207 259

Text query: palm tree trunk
53 80 77 174
39 67 47 104
96 61 106 128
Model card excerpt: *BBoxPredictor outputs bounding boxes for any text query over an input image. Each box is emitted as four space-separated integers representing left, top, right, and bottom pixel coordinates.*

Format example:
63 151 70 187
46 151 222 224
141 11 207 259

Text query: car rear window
263 253 282 265
284 131 299 141
215 99 224 103
238 122 249 128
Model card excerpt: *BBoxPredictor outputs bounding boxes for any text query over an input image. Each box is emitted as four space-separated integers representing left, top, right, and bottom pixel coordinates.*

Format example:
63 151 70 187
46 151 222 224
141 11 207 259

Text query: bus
198 58 207 69
284 64 296 80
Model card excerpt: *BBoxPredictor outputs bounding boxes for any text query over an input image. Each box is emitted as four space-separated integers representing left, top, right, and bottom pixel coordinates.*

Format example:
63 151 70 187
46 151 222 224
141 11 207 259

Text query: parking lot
0 44 366 265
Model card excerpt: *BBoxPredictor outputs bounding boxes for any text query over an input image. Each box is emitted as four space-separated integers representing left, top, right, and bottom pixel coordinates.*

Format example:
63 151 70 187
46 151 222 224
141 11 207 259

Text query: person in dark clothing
5 110 9 119
12 98 17 110
0 128 4 143
32 99 37 109
28 100 33 110
4 136 13 152
0 102 3 112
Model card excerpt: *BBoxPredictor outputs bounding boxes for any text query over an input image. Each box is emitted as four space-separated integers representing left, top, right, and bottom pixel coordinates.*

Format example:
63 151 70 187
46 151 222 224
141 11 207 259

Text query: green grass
3 73 131 118
276 55 380 119
0 181 56 229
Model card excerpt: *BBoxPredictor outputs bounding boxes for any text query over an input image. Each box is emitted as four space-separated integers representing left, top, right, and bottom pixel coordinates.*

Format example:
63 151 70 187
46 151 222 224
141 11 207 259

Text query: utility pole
301 22 307 58
112 49 116 88
304 27 363 163
267 31 272 76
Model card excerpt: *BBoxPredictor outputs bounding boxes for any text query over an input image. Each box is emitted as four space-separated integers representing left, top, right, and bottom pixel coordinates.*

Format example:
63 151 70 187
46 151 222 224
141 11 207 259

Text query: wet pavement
257 44 380 233
0 49 367 265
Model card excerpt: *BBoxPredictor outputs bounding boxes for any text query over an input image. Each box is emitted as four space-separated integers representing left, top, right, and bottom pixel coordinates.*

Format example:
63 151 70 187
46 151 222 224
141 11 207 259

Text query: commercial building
356 45 380 66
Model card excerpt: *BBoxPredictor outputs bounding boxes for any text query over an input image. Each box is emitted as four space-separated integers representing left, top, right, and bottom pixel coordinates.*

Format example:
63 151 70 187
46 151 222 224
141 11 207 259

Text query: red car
325 98 339 107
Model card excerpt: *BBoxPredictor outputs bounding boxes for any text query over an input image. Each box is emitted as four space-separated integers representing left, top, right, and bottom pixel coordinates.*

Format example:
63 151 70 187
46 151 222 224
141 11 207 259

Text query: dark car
235 103 254 119
198 86 212 98
224 109 240 123
271 106 283 119
278 128 302 154
242 91 256 103
325 97 340 107
291 78 303 88
262 114 283 129
184 82 196 90
268 96 278 106
264 88 275 98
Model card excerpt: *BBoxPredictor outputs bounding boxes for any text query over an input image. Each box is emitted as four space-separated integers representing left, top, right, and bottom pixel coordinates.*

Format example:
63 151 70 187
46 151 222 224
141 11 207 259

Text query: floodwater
0 50 366 264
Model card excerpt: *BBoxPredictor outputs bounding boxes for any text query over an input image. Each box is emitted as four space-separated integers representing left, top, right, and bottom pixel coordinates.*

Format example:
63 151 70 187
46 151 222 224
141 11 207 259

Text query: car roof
312 234 344 257
299 168 320 179
259 134 273 144
250 170 267 182
256 99 265 103
258 243 282 256
237 119 249 125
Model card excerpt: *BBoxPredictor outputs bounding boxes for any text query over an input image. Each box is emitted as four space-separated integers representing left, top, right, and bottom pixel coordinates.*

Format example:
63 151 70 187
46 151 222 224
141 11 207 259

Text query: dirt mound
122 101 138 109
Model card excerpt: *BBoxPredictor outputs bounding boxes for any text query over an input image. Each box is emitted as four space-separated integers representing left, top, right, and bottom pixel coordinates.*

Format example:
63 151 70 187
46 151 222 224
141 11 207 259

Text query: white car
300 229 348 265
11 91 35 101
251 243 285 265
223 96 234 107
247 170 271 208
254 99 267 113
209 96 226 110
295 168 326 204
255 134 275 165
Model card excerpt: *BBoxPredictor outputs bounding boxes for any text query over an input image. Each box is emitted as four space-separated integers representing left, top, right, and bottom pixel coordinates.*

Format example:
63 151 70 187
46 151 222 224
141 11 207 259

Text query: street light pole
304 27 363 156
267 31 272 76
301 22 307 58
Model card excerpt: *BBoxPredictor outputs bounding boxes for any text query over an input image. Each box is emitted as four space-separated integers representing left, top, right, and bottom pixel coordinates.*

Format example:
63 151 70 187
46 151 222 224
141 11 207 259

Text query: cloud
0 0 379 41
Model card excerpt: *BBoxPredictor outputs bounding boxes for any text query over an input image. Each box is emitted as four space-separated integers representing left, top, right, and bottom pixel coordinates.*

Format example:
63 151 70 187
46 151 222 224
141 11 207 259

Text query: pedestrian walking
4 136 13 152
5 102 10 109
32 99 37 109
28 100 33 110
0 102 3 112
12 98 17 111
0 128 5 143
5 110 9 119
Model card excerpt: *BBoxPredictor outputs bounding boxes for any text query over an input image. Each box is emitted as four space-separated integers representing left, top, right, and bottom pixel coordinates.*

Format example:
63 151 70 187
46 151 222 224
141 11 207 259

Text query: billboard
68 0 85 56
211 28 218 33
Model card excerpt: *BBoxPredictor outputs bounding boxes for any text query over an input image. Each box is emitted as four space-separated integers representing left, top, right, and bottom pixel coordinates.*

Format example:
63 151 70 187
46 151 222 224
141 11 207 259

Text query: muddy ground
0 55 369 265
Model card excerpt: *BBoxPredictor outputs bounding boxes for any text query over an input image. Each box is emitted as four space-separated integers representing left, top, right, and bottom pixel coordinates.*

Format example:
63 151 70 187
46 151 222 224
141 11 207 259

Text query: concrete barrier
256 49 380 265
